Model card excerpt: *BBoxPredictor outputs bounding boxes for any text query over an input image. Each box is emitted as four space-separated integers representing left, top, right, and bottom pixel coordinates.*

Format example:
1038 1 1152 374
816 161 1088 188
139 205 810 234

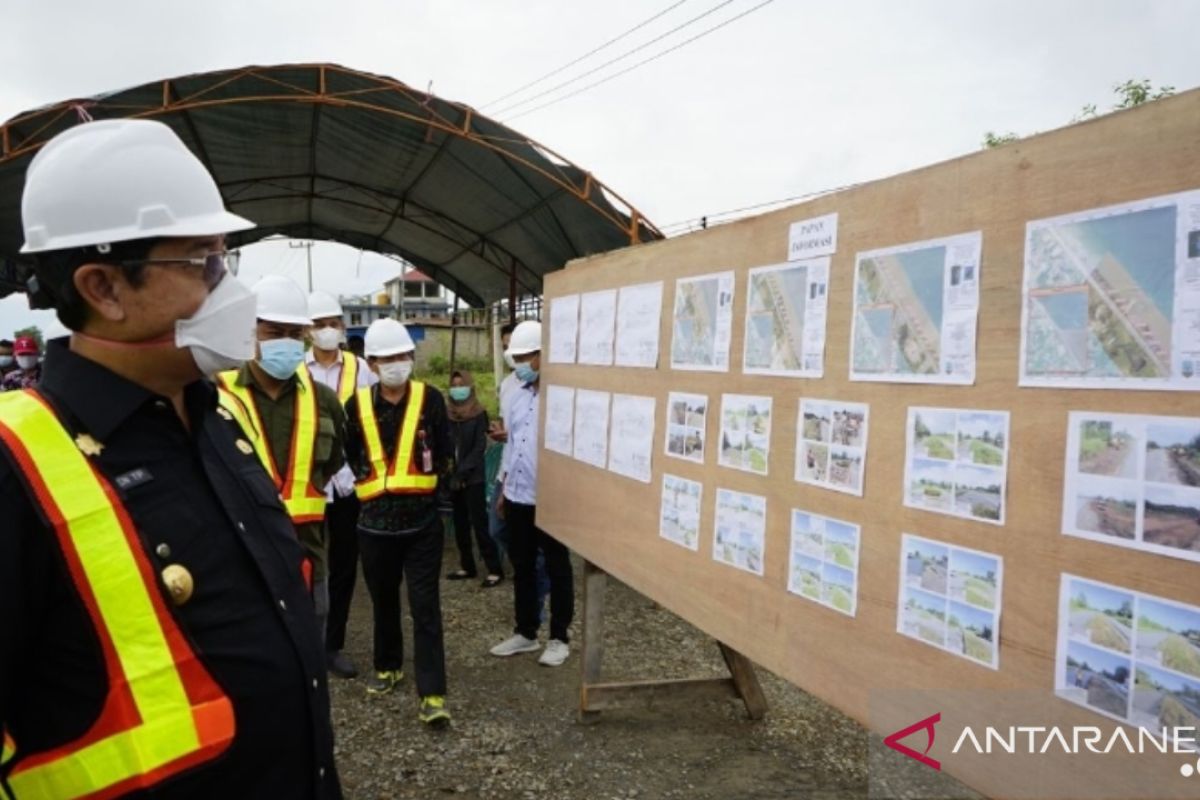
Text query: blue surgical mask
257 338 305 380
515 363 538 384
449 386 471 402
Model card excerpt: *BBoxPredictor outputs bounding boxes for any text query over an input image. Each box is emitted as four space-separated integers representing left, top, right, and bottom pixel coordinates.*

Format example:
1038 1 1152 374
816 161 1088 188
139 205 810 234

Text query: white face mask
175 275 258 377
311 327 342 351
16 355 38 370
0 355 12 368
377 360 412 387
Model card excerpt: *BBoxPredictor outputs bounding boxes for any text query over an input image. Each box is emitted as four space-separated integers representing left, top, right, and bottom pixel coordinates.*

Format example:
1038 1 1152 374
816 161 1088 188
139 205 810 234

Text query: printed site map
743 259 828 377
850 232 981 385
1021 191 1200 391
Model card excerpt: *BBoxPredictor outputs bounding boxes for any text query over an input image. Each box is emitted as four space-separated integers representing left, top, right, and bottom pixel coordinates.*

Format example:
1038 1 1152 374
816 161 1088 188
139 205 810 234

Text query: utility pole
289 240 314 291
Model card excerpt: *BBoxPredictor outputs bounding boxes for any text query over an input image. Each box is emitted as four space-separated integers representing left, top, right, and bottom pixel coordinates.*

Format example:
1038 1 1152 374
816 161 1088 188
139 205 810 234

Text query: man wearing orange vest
0 120 342 797
216 276 347 648
343 318 451 727
305 291 376 681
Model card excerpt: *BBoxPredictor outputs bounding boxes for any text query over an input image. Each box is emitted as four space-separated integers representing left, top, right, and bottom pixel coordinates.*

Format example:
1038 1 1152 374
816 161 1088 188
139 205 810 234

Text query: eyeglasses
121 251 229 288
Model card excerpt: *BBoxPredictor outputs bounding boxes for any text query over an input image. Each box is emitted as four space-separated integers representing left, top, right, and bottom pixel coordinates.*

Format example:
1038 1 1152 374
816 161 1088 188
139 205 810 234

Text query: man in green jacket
217 275 346 639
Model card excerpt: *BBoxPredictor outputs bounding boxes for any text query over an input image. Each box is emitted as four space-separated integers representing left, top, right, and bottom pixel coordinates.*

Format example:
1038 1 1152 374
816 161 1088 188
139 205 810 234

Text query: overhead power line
492 0 739 118
502 0 776 123
482 0 691 111
657 182 861 236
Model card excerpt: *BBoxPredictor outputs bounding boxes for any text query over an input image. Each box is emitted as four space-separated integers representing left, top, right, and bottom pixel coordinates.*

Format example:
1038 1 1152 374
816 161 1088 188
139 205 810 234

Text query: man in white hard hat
215 276 347 650
489 320 575 667
305 290 376 679
343 318 452 727
486 321 550 613
0 120 342 797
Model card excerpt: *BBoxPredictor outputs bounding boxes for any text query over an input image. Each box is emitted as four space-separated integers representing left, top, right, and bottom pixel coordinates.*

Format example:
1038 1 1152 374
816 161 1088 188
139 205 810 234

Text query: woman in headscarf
446 369 504 586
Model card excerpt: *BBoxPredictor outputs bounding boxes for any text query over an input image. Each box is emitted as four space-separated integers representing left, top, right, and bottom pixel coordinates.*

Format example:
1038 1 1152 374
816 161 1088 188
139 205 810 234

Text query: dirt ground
329 538 979 800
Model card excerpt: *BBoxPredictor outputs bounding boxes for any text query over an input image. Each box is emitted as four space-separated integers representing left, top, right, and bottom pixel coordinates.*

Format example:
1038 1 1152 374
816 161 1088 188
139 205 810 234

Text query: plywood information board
538 90 1200 799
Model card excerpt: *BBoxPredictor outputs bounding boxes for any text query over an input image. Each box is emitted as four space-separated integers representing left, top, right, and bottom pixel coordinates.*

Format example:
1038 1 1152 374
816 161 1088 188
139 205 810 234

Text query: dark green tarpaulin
0 63 661 305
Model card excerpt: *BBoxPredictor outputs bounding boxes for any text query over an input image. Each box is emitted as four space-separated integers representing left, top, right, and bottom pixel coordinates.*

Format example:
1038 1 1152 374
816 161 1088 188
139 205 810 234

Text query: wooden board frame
539 90 1200 799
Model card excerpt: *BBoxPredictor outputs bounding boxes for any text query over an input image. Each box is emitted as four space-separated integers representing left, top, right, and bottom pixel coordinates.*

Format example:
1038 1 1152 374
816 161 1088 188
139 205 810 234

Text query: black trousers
505 500 574 643
451 482 503 576
324 493 360 653
358 521 447 697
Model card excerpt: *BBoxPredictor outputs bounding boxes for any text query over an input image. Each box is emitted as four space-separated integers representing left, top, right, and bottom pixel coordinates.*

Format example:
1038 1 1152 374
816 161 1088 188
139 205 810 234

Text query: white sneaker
490 634 541 657
538 639 570 667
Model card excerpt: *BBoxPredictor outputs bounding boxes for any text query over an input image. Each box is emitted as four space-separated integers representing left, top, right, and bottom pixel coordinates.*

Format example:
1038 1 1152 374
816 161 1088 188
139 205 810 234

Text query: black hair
500 322 516 337
30 239 160 331
0 339 12 348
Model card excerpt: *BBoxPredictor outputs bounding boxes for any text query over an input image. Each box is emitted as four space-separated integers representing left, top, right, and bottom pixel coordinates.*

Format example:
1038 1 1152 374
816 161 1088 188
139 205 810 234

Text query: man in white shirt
306 291 377 679
488 323 550 612
488 321 574 667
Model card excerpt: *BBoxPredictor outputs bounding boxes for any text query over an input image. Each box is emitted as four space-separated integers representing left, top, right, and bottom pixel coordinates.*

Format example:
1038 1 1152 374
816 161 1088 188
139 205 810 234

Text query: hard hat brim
257 311 313 326
20 210 255 254
365 345 416 358
505 345 541 357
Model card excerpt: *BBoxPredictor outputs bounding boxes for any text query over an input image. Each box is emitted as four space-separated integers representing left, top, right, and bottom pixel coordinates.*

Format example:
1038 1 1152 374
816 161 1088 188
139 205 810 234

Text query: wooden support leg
577 559 769 722
579 560 607 723
718 642 768 720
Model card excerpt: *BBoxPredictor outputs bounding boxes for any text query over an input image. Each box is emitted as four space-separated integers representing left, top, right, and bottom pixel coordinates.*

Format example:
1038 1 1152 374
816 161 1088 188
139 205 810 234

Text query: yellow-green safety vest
0 389 234 799
354 381 438 500
216 367 327 524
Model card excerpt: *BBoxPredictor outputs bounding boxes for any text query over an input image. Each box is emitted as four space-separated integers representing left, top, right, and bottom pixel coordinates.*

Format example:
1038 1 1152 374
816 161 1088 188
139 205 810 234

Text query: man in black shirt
0 119 341 798
343 318 452 727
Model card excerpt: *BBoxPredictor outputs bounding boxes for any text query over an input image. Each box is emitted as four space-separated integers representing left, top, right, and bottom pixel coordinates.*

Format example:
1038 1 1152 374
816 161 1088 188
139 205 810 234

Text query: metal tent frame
0 63 662 306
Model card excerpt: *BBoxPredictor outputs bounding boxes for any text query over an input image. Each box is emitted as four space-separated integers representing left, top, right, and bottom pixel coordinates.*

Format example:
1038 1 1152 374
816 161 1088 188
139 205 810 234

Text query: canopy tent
0 63 661 306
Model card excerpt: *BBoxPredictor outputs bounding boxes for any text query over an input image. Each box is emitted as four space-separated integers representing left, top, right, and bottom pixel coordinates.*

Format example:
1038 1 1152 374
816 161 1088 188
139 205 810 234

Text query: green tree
983 79 1176 148
13 325 43 350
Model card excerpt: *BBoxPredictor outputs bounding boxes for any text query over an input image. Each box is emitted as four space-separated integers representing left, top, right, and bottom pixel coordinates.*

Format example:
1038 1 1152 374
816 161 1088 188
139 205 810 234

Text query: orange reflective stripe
335 352 359 405
2 728 15 765
216 369 325 524
354 382 437 501
0 390 234 799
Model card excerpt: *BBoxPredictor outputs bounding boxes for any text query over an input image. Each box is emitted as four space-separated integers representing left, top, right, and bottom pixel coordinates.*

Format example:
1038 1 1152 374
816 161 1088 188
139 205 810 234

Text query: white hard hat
308 290 342 320
505 320 542 357
253 275 312 326
20 119 254 254
364 318 415 357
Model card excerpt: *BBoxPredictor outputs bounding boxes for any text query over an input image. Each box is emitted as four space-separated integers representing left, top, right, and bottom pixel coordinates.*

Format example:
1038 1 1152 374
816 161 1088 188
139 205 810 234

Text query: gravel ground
329 537 979 800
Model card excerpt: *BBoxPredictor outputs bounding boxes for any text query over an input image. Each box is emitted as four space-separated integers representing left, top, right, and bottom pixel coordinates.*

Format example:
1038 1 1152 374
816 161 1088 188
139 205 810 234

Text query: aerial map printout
670 271 735 372
850 231 982 384
1056 574 1200 742
1063 411 1200 564
742 258 830 377
1020 190 1200 391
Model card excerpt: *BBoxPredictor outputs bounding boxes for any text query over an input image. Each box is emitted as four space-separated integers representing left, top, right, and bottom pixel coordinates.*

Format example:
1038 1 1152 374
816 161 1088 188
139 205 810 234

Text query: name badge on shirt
114 467 154 491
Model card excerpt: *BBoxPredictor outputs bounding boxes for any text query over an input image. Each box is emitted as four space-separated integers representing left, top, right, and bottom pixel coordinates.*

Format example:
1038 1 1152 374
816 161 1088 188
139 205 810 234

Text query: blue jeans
489 481 549 621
